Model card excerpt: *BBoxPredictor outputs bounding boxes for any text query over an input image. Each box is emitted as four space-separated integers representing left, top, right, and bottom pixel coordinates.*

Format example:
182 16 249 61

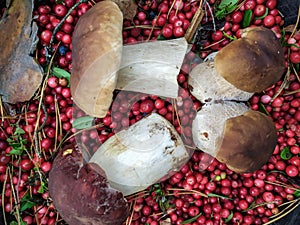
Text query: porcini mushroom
70 1 123 118
0 0 43 103
189 26 285 103
89 113 192 196
192 101 277 173
48 144 129 225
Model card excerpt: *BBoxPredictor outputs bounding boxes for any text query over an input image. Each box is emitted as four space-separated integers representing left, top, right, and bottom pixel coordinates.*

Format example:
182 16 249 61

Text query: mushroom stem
188 59 254 103
192 101 277 173
89 113 192 196
192 101 249 157
116 37 188 99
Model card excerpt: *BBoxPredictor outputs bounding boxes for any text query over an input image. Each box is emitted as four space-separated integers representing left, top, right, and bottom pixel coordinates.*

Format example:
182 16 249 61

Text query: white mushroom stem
89 113 191 196
192 101 249 156
116 38 188 98
188 59 254 103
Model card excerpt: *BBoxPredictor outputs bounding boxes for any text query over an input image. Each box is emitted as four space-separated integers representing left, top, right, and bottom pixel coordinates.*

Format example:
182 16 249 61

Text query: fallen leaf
0 0 43 103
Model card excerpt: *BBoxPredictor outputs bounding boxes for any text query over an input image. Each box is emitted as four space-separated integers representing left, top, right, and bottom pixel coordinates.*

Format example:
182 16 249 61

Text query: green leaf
10 221 27 225
222 31 236 41
242 10 253 28
6 137 14 143
72 116 94 130
20 200 35 212
9 148 23 155
258 102 270 116
52 67 70 86
181 213 201 224
224 211 233 223
156 35 165 40
214 0 239 19
38 181 48 194
254 8 269 20
280 147 292 160
15 127 25 135
218 0 239 9
293 189 300 198
207 193 232 199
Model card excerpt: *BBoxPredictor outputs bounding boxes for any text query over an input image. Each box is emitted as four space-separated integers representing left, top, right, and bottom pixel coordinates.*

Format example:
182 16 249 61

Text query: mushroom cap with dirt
48 144 129 225
192 101 277 173
189 26 285 103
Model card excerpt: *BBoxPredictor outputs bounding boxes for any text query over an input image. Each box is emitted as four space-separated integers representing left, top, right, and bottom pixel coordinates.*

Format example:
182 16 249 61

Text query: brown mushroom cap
48 144 129 225
215 26 285 93
70 1 123 118
0 0 43 103
216 110 277 173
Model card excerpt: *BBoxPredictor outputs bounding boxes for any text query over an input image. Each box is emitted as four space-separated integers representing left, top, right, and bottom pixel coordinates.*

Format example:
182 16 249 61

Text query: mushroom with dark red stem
188 26 286 103
48 144 129 225
192 101 277 173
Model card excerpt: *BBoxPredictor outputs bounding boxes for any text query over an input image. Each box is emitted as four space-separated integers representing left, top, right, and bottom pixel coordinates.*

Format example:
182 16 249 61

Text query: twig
270 67 290 103
263 199 300 225
46 0 89 62
184 3 204 43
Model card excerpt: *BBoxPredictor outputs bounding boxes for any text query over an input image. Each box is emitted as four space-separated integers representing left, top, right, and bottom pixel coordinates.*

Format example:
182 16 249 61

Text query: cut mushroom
70 1 123 118
89 113 192 196
48 144 129 225
189 26 285 103
192 101 277 173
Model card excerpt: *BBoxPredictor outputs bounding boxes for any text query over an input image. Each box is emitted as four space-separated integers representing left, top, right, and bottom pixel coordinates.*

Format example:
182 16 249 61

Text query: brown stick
184 6 205 43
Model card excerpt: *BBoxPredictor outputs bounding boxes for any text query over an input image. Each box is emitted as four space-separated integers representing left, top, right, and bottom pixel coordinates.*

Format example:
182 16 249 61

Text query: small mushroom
189 26 285 103
70 1 123 118
48 144 129 225
192 101 277 173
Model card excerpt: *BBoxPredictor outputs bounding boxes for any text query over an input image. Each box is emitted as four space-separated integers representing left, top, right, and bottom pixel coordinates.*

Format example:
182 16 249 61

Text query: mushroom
188 26 285 103
70 0 123 118
192 101 277 173
0 0 43 103
71 1 188 119
89 113 192 196
48 143 129 225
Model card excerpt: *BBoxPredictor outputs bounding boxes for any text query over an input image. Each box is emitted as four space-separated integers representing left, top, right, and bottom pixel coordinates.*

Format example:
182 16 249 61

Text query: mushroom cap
216 110 277 173
188 60 253 103
215 26 285 93
48 144 129 225
0 0 43 103
70 1 123 118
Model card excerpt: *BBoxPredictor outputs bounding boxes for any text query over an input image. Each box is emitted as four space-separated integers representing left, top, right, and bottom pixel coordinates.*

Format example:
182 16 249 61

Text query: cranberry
211 30 223 41
139 99 154 113
40 30 52 45
244 0 256 10
266 0 277 10
290 52 300 64
285 165 298 177
254 4 266 17
53 4 67 18
263 15 275 27
62 34 72 45
20 159 33 171
173 26 185 38
231 11 244 24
